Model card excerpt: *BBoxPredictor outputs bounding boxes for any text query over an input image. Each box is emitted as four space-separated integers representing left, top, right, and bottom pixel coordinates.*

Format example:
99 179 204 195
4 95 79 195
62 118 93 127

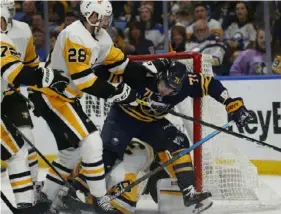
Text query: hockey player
57 138 154 214
65 53 252 214
1 8 69 212
28 1 142 213
0 0 41 187
100 57 251 213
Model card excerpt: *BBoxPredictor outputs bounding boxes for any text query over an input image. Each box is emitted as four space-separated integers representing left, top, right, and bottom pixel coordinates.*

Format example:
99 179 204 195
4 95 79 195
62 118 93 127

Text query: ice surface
1 169 281 214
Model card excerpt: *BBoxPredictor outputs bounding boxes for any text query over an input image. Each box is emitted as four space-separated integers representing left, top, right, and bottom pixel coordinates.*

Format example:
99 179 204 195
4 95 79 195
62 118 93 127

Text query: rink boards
25 75 281 175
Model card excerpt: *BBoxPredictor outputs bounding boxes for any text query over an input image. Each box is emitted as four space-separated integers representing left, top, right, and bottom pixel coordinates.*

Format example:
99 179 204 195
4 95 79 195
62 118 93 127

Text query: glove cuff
225 98 244 113
39 68 54 88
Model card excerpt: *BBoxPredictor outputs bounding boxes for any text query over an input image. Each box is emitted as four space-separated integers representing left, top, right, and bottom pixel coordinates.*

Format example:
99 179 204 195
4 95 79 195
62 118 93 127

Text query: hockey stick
168 109 281 153
1 191 17 214
108 121 234 201
2 114 77 194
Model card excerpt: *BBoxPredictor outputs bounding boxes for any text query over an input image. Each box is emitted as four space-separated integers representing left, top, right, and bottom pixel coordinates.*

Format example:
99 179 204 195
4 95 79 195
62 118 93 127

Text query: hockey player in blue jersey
61 53 252 214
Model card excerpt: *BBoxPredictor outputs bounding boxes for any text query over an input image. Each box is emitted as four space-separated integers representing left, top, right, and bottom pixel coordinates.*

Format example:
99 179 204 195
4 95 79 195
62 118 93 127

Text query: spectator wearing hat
186 2 223 40
124 21 155 55
139 3 164 48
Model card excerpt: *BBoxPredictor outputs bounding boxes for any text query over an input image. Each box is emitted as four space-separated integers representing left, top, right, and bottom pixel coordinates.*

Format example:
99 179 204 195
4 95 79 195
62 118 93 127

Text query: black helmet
158 61 187 93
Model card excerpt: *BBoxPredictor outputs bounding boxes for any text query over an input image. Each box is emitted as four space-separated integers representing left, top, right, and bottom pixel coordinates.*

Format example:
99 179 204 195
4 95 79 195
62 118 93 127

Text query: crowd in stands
13 1 281 75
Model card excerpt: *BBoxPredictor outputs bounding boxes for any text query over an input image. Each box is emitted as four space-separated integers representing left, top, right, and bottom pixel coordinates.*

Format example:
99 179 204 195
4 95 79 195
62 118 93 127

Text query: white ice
1 169 281 214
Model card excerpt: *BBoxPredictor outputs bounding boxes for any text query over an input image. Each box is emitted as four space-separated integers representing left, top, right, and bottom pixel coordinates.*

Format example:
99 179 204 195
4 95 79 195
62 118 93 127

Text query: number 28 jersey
48 20 128 100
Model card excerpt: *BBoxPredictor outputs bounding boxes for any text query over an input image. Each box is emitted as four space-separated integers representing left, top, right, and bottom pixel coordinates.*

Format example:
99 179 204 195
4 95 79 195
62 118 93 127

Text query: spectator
224 2 256 57
68 0 80 15
54 11 78 33
139 4 164 48
170 25 187 52
186 2 223 40
174 4 194 29
31 13 44 30
272 6 281 59
124 21 155 55
216 2 237 30
186 19 229 75
45 30 60 66
20 0 36 26
107 26 127 50
50 31 59 50
230 28 269 76
117 1 138 24
32 28 47 61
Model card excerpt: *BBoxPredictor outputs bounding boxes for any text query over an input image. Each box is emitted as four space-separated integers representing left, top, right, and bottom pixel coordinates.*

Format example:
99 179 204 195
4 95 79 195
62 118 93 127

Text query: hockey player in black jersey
67 53 252 214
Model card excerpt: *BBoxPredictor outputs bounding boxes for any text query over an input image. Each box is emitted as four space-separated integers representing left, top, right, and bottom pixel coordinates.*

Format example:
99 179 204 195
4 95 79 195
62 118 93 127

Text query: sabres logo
173 77 180 84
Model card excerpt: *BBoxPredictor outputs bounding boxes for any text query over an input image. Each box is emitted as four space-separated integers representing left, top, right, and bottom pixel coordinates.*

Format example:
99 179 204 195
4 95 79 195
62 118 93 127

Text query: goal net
80 52 281 213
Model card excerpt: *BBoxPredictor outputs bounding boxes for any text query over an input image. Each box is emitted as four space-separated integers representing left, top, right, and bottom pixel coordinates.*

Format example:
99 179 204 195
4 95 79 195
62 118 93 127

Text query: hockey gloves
225 97 252 128
38 67 69 94
148 94 170 113
109 83 137 104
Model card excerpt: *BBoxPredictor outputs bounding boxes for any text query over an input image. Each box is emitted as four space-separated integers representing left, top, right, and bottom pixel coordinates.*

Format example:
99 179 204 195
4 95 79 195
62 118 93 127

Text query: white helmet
80 0 112 33
0 0 15 17
0 5 11 33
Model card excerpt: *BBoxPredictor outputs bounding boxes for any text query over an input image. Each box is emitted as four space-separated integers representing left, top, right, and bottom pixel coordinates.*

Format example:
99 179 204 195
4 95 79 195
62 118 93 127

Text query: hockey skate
58 186 121 214
34 181 44 202
16 193 52 214
183 186 213 214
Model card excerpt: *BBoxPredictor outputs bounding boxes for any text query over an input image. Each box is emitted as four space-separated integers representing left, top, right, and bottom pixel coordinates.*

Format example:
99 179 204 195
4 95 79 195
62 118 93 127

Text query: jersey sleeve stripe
70 68 93 80
1 61 24 84
204 76 212 96
23 54 39 66
199 73 206 96
1 60 20 75
24 36 40 67
105 57 129 73
73 74 97 91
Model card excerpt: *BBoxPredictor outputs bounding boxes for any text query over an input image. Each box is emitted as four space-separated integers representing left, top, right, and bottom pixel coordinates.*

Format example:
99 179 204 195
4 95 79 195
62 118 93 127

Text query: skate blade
192 197 213 214
60 195 92 213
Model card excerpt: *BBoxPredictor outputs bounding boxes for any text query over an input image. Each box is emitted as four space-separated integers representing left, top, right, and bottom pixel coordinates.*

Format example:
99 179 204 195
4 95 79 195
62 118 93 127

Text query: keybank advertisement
30 78 281 160
222 78 281 160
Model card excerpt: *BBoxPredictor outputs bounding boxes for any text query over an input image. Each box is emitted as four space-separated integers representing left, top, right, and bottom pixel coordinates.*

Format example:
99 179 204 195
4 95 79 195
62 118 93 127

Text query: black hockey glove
109 83 137 104
38 67 69 94
147 94 170 113
225 97 252 128
142 58 171 76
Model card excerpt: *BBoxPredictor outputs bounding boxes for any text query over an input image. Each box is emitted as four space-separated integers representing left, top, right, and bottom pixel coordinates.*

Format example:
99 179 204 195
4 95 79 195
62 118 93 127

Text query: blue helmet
159 61 187 93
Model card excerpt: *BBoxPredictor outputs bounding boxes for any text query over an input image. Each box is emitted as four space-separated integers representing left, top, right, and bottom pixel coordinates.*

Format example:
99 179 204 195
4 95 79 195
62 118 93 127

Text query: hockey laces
184 185 196 198
98 196 115 211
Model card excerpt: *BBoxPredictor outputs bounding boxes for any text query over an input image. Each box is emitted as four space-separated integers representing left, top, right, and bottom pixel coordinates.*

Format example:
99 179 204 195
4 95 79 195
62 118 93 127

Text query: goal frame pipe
128 52 200 61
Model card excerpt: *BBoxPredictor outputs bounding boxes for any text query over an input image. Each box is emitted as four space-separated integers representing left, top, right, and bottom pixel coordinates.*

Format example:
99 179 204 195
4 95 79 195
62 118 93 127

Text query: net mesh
80 52 281 213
